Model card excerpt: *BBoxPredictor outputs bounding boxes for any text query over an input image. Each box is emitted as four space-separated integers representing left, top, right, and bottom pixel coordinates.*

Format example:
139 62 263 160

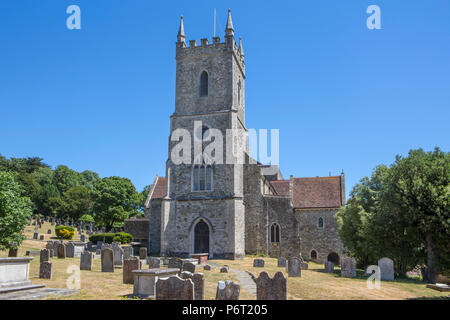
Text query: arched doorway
327 252 340 265
194 220 209 253
310 250 317 260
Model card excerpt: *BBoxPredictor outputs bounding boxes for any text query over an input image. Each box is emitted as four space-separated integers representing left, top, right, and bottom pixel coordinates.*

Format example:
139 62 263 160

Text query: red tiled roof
270 180 290 196
151 177 167 199
292 176 343 209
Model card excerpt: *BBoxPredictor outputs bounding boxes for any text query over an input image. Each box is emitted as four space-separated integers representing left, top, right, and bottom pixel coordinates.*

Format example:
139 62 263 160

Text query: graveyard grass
0 222 448 300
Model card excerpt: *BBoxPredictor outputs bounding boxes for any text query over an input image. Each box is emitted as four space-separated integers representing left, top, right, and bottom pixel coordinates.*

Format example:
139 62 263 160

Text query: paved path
209 262 256 296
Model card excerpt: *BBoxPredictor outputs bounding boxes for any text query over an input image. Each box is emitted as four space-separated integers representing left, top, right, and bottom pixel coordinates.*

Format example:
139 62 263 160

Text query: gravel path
209 262 256 296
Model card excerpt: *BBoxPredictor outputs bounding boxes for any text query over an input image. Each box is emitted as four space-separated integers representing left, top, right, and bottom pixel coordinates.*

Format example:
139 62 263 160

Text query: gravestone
39 235 44 240
341 257 357 278
287 258 301 277
139 247 147 259
39 261 52 279
80 234 85 242
378 257 394 281
57 243 66 259
33 233 38 240
49 249 54 258
123 257 140 284
168 258 183 270
255 271 287 300
180 271 205 300
96 241 103 254
155 275 194 300
124 247 133 259
277 257 286 267
8 248 18 257
253 259 265 267
147 257 161 269
101 248 114 272
40 249 50 263
220 266 229 273
80 251 93 271
87 242 93 251
183 262 196 273
203 265 212 271
113 245 124 266
301 262 309 270
66 242 75 258
325 261 334 273
216 280 240 300
47 229 51 234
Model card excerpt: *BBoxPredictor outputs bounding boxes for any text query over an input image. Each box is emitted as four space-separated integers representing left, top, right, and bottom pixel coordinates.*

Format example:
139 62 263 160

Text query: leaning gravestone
255 271 287 300
341 257 357 278
139 247 147 259
40 249 50 263
287 258 301 277
123 257 140 284
253 259 265 267
113 245 124 266
147 257 161 269
80 251 93 271
101 248 114 272
156 275 194 300
168 258 183 270
182 262 196 273
65 242 75 258
277 257 286 267
39 261 52 279
123 247 133 259
325 261 334 273
378 257 394 281
57 243 66 259
180 271 205 300
216 280 240 300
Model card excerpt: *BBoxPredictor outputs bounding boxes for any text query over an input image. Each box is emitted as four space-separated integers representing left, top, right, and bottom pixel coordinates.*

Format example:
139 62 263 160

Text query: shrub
55 225 75 240
89 232 133 244
79 214 94 223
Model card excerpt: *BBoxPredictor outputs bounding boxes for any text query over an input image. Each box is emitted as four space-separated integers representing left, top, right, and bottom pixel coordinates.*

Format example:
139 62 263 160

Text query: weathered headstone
341 257 357 278
301 262 309 270
168 258 183 270
33 233 38 240
101 248 114 272
40 249 50 263
255 271 287 300
49 249 54 258
287 258 301 277
57 243 66 259
80 234 85 242
253 259 265 267
180 271 205 300
66 242 75 258
378 257 394 281
87 242 93 251
216 280 240 300
220 266 229 273
39 261 52 279
113 245 124 266
8 248 18 257
139 247 147 259
96 241 103 254
156 275 194 300
325 261 334 273
123 247 133 259
183 262 196 273
123 257 140 284
203 265 212 271
277 257 286 267
147 257 161 269
80 251 93 271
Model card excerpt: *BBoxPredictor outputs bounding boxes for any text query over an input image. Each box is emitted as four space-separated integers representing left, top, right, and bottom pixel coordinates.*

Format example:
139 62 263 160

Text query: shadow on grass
407 296 450 300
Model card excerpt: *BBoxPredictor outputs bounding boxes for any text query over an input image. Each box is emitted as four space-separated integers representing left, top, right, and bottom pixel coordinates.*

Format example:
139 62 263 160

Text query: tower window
270 223 280 243
200 71 208 97
318 217 324 228
193 163 212 191
237 80 241 105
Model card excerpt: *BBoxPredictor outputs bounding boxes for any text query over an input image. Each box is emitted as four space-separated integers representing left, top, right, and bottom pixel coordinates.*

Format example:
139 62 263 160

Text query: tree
53 165 81 194
92 177 140 231
0 171 33 250
80 170 100 191
31 167 60 215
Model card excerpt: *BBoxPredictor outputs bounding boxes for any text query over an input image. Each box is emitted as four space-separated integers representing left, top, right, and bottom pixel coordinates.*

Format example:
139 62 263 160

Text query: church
125 10 345 264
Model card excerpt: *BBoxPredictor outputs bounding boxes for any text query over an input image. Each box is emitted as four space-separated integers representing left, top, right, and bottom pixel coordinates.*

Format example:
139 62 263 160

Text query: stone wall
146 199 162 254
294 209 344 264
124 219 149 244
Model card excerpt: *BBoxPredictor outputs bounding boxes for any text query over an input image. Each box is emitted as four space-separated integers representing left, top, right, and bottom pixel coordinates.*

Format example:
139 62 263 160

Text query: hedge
89 232 133 244
55 225 75 240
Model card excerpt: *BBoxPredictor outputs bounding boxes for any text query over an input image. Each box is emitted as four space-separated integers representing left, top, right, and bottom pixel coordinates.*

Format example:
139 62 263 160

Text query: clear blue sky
1 1 449 195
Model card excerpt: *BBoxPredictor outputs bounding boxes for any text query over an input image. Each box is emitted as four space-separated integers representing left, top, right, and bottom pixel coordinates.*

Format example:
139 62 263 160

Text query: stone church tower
159 10 247 259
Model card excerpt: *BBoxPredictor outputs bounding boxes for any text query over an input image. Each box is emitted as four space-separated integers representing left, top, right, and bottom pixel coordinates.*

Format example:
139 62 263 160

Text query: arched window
318 217 324 228
200 71 208 97
311 250 317 260
270 223 280 243
193 163 212 191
